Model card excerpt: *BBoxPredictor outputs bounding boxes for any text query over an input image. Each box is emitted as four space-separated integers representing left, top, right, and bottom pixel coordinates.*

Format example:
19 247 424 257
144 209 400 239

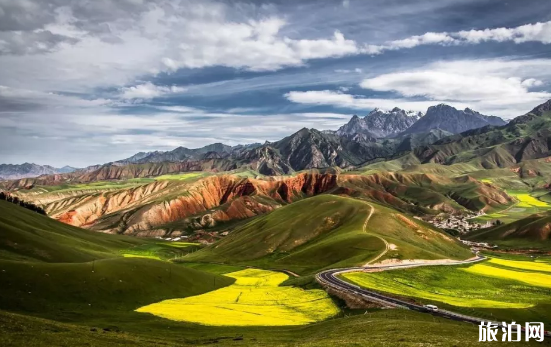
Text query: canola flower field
120 242 200 260
341 258 551 311
487 258 551 273
508 192 550 208
136 268 339 326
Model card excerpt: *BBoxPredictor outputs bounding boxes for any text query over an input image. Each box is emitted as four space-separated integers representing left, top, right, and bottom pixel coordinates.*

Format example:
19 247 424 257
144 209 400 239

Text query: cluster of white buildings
425 211 494 234
459 239 498 249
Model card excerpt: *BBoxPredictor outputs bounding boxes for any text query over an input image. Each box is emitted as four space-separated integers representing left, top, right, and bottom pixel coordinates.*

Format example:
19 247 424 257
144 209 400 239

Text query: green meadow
0 196 544 346
473 189 551 224
184 195 471 275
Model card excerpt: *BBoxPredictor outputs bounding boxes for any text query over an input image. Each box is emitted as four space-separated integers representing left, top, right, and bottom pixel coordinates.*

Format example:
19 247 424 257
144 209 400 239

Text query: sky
1 0 551 167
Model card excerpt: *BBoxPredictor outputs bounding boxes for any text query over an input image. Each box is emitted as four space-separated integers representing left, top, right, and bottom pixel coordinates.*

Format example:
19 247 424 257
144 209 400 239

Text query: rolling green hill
0 200 142 262
0 172 538 347
0 200 233 320
466 211 551 250
184 195 472 274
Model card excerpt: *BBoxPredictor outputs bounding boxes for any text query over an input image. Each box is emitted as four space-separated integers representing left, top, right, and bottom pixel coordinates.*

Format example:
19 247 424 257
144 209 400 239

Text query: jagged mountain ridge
412 100 551 167
402 104 506 135
3 102 546 185
115 143 261 164
337 107 422 138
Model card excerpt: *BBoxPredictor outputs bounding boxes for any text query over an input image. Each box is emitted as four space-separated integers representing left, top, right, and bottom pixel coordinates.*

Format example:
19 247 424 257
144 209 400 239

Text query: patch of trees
0 191 46 215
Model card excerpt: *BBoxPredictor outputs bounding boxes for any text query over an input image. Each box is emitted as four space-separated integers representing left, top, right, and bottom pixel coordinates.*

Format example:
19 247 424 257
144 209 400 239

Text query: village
422 210 496 234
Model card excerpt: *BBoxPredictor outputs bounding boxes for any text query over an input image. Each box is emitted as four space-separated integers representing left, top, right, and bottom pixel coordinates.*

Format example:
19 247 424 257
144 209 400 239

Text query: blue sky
1 0 551 167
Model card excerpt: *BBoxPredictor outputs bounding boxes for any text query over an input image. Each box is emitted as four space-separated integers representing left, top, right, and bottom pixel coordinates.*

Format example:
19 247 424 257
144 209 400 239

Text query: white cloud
387 32 455 49
286 58 551 118
0 2 365 95
359 21 551 55
521 78 544 88
457 21 551 44
284 90 459 113
120 82 186 99
360 71 540 102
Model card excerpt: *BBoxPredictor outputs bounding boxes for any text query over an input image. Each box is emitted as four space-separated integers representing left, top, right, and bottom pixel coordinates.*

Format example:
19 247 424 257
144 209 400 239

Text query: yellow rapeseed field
509 193 549 208
136 268 339 326
342 272 529 309
488 258 551 273
462 264 551 288
122 254 162 260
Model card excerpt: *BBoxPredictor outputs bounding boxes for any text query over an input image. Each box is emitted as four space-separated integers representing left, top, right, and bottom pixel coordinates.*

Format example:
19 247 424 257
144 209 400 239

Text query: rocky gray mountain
0 163 77 180
337 107 422 138
394 129 454 153
412 99 551 167
118 143 261 164
240 128 395 174
402 104 506 135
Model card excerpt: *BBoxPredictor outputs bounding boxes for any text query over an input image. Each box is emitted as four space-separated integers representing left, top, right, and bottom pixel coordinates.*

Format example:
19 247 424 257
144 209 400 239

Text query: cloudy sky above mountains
1 0 551 167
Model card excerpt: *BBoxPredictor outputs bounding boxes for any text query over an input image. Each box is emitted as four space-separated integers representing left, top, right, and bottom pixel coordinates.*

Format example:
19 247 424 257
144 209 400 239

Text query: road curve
316 257 551 337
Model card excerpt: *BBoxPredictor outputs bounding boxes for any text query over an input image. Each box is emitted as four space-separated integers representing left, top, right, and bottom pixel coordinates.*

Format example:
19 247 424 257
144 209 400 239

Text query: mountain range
0 163 77 180
402 104 506 135
413 100 551 168
337 107 422 138
0 102 516 181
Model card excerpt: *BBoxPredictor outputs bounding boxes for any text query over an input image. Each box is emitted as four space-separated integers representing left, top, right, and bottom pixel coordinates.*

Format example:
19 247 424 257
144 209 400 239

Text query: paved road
316 256 551 337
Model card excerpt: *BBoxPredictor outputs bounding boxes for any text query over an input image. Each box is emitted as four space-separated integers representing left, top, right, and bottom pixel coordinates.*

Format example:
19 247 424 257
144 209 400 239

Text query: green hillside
0 200 233 320
1 307 524 347
184 195 472 274
413 106 551 168
0 200 143 262
0 257 233 317
467 211 551 249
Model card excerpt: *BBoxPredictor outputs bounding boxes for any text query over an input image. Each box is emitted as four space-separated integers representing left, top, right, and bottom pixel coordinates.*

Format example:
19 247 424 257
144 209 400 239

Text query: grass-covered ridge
467 209 551 249
184 195 471 274
0 200 234 319
137 268 338 326
0 200 142 262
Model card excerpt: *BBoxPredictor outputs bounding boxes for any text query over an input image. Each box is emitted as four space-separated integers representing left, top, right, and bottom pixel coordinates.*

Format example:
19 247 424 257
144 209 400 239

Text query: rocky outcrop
337 108 421 138
403 104 505 135
46 173 340 236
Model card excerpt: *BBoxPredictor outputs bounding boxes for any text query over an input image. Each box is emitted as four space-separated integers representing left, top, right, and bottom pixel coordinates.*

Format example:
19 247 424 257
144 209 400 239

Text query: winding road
315 203 551 337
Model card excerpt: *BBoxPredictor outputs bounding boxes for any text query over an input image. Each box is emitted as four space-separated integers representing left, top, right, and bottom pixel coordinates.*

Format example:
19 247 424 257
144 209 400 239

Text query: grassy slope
2 307 533 347
467 210 551 249
0 201 233 321
185 195 472 274
0 200 513 347
0 200 143 262
0 258 233 318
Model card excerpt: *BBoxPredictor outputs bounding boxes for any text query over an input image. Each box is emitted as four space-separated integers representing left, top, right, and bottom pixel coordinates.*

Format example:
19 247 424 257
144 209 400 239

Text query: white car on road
424 304 439 312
